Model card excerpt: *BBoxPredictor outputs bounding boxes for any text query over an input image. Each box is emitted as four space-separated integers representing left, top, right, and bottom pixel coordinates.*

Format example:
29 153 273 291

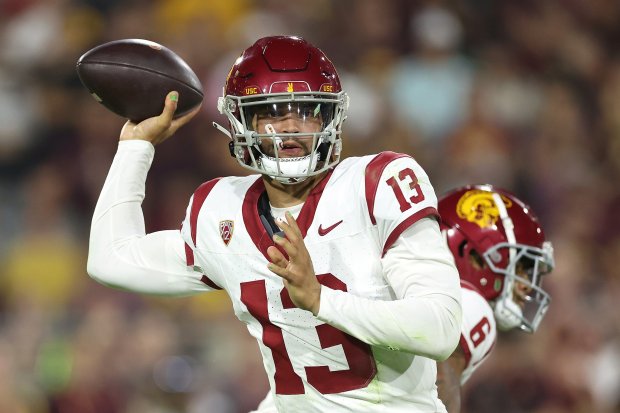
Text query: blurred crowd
1 0 619 412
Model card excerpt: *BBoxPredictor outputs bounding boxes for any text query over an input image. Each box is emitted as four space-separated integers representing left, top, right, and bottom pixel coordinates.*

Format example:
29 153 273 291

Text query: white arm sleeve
316 218 462 360
87 140 211 296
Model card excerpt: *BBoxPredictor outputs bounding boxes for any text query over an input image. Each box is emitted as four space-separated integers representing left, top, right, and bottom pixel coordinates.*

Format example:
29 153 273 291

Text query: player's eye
299 103 323 119
298 104 313 117
255 105 278 119
516 257 535 280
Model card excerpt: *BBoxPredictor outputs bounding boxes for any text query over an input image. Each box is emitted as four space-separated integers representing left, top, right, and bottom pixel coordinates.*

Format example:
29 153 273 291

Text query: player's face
469 251 531 308
512 260 534 308
251 102 323 158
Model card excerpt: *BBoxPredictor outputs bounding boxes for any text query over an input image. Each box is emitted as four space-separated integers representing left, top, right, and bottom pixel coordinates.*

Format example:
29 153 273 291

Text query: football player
435 185 554 412
87 36 462 412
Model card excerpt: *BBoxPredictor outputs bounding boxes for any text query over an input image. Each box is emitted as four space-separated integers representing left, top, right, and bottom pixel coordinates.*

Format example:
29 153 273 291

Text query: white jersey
88 141 462 413
458 282 497 384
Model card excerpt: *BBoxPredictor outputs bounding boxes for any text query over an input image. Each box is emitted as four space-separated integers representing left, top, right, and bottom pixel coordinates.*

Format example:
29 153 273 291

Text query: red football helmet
213 36 349 184
438 184 554 333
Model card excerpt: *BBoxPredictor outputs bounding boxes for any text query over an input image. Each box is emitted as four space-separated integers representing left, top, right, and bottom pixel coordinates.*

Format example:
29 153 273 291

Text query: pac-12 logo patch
219 220 234 245
456 190 512 228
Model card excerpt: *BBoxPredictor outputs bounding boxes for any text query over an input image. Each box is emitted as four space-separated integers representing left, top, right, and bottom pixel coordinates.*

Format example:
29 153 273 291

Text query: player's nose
514 282 532 304
279 115 301 133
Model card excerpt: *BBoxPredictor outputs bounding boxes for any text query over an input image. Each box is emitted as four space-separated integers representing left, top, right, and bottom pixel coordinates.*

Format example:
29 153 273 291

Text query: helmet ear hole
457 240 467 257
468 249 485 270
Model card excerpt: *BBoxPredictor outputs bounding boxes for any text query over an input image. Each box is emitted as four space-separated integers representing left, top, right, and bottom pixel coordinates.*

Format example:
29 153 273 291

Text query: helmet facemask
482 192 554 333
216 91 348 184
485 240 554 333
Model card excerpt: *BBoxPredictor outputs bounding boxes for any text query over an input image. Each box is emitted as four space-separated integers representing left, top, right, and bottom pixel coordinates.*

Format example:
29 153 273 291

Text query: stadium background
1 0 619 412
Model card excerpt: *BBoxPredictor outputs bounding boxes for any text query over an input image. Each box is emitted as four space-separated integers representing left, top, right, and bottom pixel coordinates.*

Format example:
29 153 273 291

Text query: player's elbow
433 336 459 361
87 248 122 288
87 252 110 285
424 297 463 361
428 328 460 361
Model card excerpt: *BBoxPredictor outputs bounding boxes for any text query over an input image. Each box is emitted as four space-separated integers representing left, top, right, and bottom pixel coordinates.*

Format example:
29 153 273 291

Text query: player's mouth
277 140 307 158
513 291 528 308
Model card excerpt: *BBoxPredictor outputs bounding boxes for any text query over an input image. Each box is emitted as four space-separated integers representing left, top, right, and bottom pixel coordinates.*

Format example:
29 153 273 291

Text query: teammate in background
87 36 462 412
435 185 554 412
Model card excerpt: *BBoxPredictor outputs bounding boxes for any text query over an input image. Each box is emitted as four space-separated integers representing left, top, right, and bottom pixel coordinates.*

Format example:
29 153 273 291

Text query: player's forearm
91 140 155 228
87 141 204 295
317 219 462 359
317 286 460 360
437 359 462 413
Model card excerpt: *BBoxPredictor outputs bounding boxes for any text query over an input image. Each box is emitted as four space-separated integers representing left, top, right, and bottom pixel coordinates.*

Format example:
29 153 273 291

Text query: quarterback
87 36 462 412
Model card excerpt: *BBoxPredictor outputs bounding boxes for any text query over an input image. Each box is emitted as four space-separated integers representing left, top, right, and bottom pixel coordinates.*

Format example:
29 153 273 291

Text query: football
76 39 204 122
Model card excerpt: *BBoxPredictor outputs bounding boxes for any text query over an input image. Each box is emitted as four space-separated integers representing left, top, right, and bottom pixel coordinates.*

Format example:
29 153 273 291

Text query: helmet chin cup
260 152 319 184
493 291 523 331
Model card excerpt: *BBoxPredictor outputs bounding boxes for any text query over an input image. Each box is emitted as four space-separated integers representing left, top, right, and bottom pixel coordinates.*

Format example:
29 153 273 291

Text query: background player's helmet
438 184 554 333
214 36 348 184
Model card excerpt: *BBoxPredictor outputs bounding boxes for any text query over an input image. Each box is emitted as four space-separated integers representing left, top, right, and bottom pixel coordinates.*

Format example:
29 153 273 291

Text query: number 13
240 274 376 395
386 167 425 212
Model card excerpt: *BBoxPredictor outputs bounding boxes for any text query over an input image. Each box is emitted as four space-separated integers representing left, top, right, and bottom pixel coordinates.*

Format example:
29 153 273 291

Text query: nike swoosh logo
318 220 343 236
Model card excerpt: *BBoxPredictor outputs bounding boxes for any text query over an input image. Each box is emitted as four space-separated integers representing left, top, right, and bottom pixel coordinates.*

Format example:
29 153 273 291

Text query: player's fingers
171 103 202 130
267 263 289 280
272 233 297 258
160 91 178 124
275 216 300 244
266 245 287 265
266 246 290 276
284 212 302 235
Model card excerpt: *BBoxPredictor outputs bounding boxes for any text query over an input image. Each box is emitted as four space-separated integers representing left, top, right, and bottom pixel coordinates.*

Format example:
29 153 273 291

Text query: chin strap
491 192 524 331
492 192 516 260
212 121 232 139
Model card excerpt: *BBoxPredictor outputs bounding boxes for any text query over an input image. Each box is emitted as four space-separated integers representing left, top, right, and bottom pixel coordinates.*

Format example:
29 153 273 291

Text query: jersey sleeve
364 152 439 256
87 140 217 296
458 287 497 384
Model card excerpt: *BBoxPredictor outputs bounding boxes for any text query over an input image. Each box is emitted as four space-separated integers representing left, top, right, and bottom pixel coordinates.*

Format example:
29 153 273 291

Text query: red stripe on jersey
295 170 333 237
190 178 221 247
381 206 438 257
186 178 223 290
459 334 472 368
243 178 273 261
184 242 194 266
364 152 410 225
242 172 334 260
200 274 222 290
471 339 496 369
186 240 222 290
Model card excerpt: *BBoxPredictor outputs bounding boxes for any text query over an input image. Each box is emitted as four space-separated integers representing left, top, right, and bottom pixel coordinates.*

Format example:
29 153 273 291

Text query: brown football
76 39 204 122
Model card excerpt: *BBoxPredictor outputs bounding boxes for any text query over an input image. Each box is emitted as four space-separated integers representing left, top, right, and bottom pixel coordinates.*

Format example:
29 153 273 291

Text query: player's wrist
117 139 155 150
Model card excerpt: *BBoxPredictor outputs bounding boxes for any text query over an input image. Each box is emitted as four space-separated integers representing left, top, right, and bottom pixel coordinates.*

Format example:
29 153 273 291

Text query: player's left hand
120 91 201 146
267 212 321 315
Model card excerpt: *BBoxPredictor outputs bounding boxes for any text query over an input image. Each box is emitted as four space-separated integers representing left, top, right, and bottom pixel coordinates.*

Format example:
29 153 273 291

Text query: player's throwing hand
266 212 322 316
120 91 201 146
